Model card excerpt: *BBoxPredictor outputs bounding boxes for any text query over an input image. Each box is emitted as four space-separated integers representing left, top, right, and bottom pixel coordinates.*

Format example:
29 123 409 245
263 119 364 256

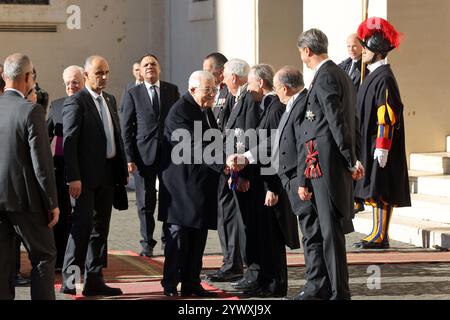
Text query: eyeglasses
64 80 80 88
198 87 218 94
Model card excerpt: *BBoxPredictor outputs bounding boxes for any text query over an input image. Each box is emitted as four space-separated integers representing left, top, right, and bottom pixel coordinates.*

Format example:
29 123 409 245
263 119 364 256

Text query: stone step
409 152 450 174
416 175 450 198
408 170 441 194
353 212 450 248
393 193 450 225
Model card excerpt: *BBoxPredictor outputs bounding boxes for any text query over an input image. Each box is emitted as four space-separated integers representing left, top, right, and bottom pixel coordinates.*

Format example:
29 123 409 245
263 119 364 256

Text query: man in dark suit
339 33 369 214
61 55 128 297
47 65 85 270
118 61 144 114
0 53 59 300
122 54 180 257
234 64 300 297
203 52 229 131
339 33 369 92
207 59 259 283
159 70 228 297
294 29 363 300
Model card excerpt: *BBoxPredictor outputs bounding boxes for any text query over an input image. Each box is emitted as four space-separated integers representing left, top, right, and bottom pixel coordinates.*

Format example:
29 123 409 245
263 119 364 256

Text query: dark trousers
134 164 160 250
298 178 351 300
257 206 288 295
161 223 208 290
62 162 115 289
53 156 71 268
217 174 244 274
0 211 56 300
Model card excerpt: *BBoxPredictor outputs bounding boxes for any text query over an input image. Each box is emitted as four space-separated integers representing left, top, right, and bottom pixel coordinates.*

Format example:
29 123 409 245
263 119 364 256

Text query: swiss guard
353 17 411 249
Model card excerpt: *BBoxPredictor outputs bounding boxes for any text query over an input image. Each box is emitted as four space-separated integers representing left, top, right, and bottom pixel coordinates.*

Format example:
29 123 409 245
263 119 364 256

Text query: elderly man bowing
159 71 229 297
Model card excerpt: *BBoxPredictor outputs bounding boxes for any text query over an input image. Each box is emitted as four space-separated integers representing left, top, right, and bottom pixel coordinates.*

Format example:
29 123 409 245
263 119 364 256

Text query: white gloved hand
374 149 389 168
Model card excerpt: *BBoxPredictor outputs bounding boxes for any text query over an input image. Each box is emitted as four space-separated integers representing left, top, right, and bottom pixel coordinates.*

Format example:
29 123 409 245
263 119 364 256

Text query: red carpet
21 250 238 300
151 251 450 268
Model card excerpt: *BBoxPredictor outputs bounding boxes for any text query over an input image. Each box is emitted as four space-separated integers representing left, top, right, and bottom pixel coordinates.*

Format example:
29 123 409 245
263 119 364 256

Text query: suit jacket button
304 132 307 135
283 166 287 169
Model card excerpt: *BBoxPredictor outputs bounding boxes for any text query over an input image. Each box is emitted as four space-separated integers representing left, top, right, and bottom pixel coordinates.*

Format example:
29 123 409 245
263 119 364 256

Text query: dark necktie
150 85 160 117
349 60 358 79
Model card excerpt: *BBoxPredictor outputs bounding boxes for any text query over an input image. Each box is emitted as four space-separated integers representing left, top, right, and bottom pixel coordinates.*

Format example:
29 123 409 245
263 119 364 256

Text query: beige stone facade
1 0 448 158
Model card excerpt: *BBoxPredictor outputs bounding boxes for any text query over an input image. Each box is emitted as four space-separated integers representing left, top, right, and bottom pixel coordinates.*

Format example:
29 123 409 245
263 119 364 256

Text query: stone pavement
14 191 450 300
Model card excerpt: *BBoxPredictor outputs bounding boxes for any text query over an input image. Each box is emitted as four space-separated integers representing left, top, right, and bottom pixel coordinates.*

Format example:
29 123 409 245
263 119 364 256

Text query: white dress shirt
86 85 117 159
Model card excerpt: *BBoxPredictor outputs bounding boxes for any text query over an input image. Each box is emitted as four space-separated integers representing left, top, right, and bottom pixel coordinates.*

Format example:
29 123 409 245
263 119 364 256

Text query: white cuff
244 151 256 164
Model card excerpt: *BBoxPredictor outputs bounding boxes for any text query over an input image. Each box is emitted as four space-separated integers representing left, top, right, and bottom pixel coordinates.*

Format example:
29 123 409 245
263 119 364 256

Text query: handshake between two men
225 154 365 202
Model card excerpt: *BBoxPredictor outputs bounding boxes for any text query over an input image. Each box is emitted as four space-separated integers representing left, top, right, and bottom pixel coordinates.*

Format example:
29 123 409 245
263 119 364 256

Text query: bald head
83 55 110 94
347 33 363 60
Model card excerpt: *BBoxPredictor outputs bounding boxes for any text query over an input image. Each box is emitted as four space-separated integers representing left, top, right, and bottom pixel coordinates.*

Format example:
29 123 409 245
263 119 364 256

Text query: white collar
4 88 25 99
85 85 103 100
367 59 386 73
145 80 160 90
286 88 306 112
313 58 331 75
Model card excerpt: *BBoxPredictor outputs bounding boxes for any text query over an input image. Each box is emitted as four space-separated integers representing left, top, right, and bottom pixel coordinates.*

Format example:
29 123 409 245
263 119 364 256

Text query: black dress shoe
244 287 284 298
82 283 123 297
140 248 154 257
15 274 31 287
233 279 258 291
163 288 178 297
207 270 242 282
282 291 324 300
353 240 368 248
181 286 218 298
360 241 390 249
60 286 77 295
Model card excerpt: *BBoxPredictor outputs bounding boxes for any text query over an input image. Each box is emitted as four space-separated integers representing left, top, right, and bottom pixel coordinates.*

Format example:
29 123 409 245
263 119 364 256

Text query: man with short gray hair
207 58 259 283
291 28 362 300
0 53 59 300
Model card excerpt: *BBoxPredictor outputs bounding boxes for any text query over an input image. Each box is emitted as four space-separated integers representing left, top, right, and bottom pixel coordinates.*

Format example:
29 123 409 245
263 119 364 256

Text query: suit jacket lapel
83 88 106 138
227 86 249 129
103 93 120 134
279 90 307 138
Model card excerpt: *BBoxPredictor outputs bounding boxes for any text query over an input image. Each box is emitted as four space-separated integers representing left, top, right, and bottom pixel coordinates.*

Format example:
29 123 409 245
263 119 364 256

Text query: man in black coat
295 29 363 300
339 33 370 214
47 65 85 270
122 54 180 257
235 64 300 297
0 53 59 300
203 52 230 131
61 55 128 297
207 59 259 283
159 70 228 297
353 18 411 249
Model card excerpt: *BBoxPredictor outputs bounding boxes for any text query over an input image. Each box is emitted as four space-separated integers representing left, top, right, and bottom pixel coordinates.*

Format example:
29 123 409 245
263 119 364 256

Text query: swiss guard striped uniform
354 17 411 249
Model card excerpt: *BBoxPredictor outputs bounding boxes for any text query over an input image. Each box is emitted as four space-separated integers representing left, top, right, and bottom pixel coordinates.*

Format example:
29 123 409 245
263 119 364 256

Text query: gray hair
189 70 214 89
251 64 275 88
297 28 328 55
2 53 32 81
275 66 304 90
224 58 250 79
63 65 84 80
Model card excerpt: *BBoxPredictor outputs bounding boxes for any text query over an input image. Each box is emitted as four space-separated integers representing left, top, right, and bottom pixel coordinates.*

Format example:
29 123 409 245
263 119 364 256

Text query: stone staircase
353 137 450 249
